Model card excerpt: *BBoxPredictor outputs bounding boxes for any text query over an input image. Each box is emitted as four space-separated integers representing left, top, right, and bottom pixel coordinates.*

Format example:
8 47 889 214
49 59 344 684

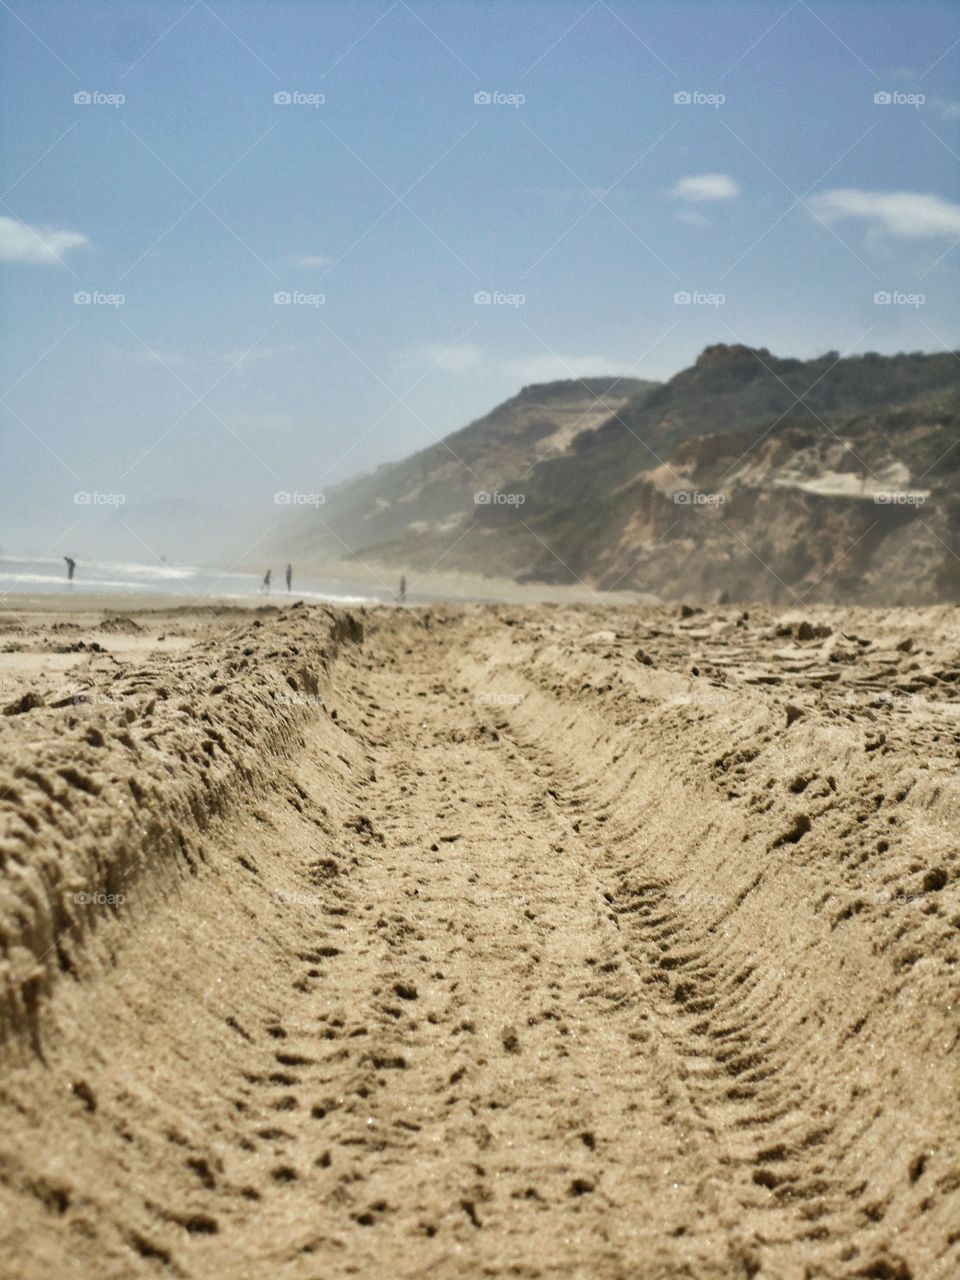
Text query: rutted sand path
1 603 958 1279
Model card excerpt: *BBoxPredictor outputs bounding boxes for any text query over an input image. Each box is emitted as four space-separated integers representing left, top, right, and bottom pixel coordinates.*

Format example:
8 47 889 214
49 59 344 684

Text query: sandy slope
0 602 958 1278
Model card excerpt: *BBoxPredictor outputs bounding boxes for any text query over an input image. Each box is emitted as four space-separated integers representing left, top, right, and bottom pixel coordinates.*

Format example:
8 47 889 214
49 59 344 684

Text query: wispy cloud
411 341 486 375
675 208 710 227
807 188 960 238
397 344 623 384
671 173 740 202
0 216 88 264
502 353 624 383
931 98 960 121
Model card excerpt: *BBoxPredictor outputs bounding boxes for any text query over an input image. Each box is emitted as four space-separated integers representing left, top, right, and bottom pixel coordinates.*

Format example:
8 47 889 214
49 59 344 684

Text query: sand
0 599 958 1278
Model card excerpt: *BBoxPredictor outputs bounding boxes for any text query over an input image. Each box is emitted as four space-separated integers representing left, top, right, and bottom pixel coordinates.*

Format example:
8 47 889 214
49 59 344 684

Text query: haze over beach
2 3 960 1278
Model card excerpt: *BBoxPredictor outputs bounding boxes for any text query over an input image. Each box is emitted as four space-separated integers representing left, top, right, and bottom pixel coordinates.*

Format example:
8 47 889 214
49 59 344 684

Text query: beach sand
1 597 958 1278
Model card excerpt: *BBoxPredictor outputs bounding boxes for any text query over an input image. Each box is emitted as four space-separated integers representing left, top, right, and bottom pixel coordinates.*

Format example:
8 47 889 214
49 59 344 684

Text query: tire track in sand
2 604 957 1279
257 614 743 1278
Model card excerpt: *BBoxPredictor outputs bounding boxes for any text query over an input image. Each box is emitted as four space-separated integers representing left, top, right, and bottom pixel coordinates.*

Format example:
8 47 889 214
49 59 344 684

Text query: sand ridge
0 601 958 1278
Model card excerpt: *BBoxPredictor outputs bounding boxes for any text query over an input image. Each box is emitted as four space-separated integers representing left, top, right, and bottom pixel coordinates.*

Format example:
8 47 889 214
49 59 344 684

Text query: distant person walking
262 569 272 595
398 574 407 605
64 556 76 582
286 563 292 593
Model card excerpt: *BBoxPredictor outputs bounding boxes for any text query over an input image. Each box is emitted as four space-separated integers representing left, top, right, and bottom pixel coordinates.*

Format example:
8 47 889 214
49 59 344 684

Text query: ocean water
0 556 391 605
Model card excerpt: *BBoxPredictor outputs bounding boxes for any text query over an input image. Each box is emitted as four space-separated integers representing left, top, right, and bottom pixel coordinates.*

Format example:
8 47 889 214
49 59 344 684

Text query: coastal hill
279 347 960 604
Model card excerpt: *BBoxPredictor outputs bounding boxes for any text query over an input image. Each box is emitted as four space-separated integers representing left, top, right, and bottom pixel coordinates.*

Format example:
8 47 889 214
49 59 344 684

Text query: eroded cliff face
275 346 960 604
584 416 954 604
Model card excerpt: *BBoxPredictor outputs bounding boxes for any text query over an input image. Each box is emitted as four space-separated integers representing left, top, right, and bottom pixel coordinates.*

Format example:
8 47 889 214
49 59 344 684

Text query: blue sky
1 0 958 562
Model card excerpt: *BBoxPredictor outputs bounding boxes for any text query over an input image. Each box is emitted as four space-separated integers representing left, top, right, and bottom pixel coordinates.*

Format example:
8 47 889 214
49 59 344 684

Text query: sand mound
98 615 144 634
0 604 362 1044
0 602 957 1277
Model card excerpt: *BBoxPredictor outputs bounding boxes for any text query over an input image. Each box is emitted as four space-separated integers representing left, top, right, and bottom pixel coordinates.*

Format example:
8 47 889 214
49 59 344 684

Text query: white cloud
671 173 740 203
0 216 88 264
807 188 960 238
396 345 624 385
502 354 624 383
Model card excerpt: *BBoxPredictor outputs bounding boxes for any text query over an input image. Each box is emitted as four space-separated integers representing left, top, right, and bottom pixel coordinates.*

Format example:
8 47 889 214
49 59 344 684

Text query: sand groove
0 602 957 1278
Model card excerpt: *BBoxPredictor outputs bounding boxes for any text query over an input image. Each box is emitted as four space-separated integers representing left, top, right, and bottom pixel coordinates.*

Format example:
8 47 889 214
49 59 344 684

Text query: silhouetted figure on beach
286 563 292 593
262 569 272 595
398 575 406 605
64 556 76 582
